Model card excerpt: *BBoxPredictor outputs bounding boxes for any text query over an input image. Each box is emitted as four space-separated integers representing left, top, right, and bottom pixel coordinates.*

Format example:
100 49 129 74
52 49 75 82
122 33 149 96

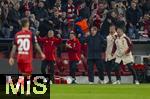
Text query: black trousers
87 59 104 82
113 63 121 80
126 63 138 82
114 62 138 81
106 59 116 82
69 61 78 79
41 60 55 83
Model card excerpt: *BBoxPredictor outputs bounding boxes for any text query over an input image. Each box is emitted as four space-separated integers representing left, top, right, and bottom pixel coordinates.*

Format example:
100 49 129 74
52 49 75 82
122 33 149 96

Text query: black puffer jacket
87 33 106 59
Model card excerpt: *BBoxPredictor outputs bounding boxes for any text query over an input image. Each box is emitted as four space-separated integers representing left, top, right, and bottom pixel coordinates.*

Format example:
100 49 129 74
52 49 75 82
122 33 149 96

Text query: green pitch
51 84 150 99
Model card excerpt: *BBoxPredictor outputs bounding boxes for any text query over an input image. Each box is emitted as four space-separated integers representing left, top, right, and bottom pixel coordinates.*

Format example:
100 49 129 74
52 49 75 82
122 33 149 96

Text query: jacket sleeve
100 35 107 53
54 38 62 46
124 37 133 54
37 37 45 43
67 40 81 52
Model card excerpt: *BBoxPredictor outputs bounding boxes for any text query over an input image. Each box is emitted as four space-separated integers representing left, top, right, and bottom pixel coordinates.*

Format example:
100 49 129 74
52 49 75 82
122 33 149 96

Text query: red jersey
38 37 62 61
14 29 37 63
66 38 81 61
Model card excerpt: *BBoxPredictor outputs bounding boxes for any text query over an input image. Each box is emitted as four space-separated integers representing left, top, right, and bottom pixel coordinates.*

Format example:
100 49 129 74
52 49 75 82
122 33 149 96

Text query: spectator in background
100 10 118 38
49 8 62 33
142 13 150 37
34 1 48 22
45 0 55 9
60 12 68 38
1 1 10 38
54 0 63 15
126 1 143 39
116 1 126 16
75 17 89 37
20 0 32 15
142 0 150 15
24 10 31 18
0 0 148 41
90 2 106 29
66 31 81 84
91 0 99 12
87 26 106 84
38 2 54 37
29 14 39 34
64 0 76 25
79 2 90 19
110 1 117 10
7 2 21 38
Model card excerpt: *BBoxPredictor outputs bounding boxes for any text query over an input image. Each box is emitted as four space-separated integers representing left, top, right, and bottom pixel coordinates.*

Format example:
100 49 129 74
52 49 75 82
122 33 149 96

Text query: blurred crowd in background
0 0 149 39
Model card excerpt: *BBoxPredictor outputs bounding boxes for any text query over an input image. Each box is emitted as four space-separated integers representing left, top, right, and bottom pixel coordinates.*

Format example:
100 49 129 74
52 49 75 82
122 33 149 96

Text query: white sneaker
103 80 108 84
135 80 140 85
50 80 53 85
43 78 47 83
113 80 121 85
98 80 105 84
71 80 78 84
89 82 94 84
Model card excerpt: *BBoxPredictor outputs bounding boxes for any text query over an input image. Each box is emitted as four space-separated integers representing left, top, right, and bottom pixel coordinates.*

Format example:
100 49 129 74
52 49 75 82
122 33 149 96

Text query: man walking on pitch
9 18 45 95
112 26 140 85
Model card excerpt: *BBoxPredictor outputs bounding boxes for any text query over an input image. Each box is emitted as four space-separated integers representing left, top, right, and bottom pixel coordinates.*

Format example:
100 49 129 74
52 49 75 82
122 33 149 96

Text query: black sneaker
71 80 77 84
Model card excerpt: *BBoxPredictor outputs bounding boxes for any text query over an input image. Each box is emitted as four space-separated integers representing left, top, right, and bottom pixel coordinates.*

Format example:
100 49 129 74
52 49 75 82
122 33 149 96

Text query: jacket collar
118 34 126 39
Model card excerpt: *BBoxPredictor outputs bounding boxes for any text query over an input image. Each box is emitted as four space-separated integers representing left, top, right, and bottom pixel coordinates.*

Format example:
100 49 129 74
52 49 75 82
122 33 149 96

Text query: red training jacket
38 37 62 61
66 38 81 61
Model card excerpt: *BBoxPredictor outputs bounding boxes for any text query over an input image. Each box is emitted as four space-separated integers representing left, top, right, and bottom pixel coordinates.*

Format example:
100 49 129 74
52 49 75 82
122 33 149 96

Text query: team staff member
112 26 140 85
105 24 117 84
37 30 62 84
87 26 106 84
66 31 81 84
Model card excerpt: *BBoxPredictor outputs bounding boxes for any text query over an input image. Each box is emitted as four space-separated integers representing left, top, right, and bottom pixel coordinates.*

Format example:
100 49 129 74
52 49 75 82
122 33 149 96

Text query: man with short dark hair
87 26 106 84
66 31 81 84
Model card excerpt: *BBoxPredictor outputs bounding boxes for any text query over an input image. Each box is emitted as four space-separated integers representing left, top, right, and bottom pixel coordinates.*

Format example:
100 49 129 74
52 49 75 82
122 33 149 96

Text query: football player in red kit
9 18 45 95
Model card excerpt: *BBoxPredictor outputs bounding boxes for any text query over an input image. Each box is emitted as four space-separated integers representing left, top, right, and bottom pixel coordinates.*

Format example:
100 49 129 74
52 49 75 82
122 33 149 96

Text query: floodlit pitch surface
51 84 150 99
